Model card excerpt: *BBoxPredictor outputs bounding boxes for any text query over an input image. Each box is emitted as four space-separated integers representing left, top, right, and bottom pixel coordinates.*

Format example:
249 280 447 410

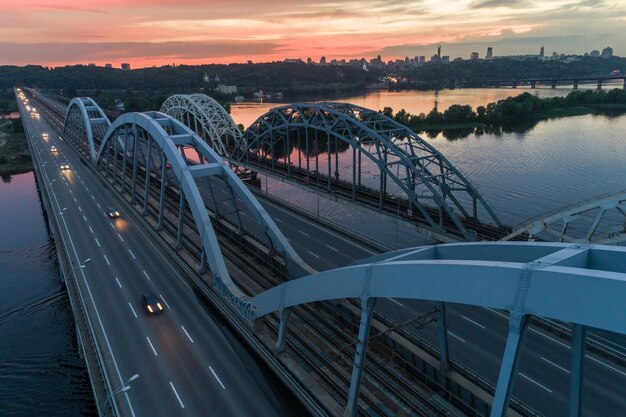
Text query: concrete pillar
436 301 450 373
551 81 557 89
275 308 291 353
530 81 537 89
569 325 586 417
490 314 529 417
344 297 377 417
573 80 579 90
597 80 603 90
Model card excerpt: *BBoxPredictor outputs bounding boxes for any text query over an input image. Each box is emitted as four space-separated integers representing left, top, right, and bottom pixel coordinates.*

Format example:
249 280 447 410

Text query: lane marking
518 372 552 393
146 337 157 356
540 357 570 374
89 226 94 234
115 277 122 288
103 254 110 266
529 328 570 349
118 233 124 242
169 382 185 408
128 302 138 318
587 355 626 377
447 330 466 343
159 294 171 310
326 244 339 252
109 223 115 230
486 307 508 319
83 215 87 222
387 297 404 307
274 217 283 223
91 195 95 200
461 315 486 329
181 326 194 343
143 270 151 280
298 230 310 237
240 211 247 217
95 238 101 248
209 366 226 390
128 249 136 259
78 206 82 212
307 250 320 259
73 197 77 203
97 203 101 209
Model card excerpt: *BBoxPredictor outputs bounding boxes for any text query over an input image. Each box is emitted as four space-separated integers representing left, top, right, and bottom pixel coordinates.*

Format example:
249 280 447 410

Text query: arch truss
93 111 313 319
63 97 111 162
502 190 626 244
251 241 626 417
160 94 243 157
234 102 504 241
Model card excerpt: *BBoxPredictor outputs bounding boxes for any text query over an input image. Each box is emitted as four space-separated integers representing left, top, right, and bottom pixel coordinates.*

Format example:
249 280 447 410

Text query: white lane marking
486 307 508 319
73 197 77 203
146 337 158 356
115 277 122 288
95 238 101 248
128 249 136 259
461 315 486 329
89 226 94 234
447 330 466 343
83 215 87 222
103 254 110 266
128 303 138 318
91 195 95 200
69 189 72 194
240 211 247 217
587 355 626 376
274 217 283 223
518 372 552 393
109 223 115 229
117 233 124 242
387 297 404 307
97 203 101 208
169 382 185 408
181 326 194 343
298 229 310 237
143 270 151 280
529 328 570 349
209 366 226 390
540 357 571 374
78 206 82 212
159 294 171 310
326 244 339 252
307 250 320 259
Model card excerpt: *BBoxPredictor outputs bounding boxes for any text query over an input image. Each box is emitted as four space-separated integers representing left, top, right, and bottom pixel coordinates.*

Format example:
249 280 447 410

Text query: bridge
489 74 626 90
17 88 626 417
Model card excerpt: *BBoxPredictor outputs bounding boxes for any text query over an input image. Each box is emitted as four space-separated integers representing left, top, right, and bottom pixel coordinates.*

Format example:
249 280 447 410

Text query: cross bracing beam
160 94 243 156
251 241 626 417
63 97 111 162
234 102 504 241
502 190 626 244
94 111 314 318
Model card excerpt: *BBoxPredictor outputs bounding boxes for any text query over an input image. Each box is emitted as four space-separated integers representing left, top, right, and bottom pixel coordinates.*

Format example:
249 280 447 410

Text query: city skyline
0 0 625 68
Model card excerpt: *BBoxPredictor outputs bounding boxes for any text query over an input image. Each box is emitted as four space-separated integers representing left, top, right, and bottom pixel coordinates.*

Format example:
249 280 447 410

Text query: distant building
441 56 450 63
306 57 313 64
601 47 613 58
104 63 112 68
589 50 600 57
121 63 131 70
540 45 544 57
216 85 237 95
486 47 493 59
320 56 326 65
88 63 96 67
247 60 253 65
418 56 426 64
430 54 439 63
284 58 303 64
470 52 479 60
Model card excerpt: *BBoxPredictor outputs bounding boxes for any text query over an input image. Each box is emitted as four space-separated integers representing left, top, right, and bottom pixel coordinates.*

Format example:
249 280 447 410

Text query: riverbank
0 119 32 176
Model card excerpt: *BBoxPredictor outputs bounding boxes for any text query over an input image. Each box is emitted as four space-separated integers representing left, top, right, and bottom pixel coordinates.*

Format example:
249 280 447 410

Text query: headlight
147 305 154 313
157 302 163 310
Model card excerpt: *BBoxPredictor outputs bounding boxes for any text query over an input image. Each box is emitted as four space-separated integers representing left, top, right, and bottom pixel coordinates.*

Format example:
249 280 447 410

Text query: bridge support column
573 80 579 90
176 189 185 249
597 80 603 90
157 154 167 230
551 81 557 89
436 301 450 373
490 314 529 417
530 81 536 89
142 138 152 215
344 297 377 417
130 127 139 203
275 308 291 354
569 324 586 417
121 134 128 193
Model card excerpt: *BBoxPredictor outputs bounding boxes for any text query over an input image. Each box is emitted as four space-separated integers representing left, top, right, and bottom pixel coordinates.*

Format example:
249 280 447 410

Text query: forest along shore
0 118 33 177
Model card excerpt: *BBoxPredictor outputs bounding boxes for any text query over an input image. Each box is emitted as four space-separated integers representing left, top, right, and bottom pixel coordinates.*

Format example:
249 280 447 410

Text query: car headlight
147 305 154 313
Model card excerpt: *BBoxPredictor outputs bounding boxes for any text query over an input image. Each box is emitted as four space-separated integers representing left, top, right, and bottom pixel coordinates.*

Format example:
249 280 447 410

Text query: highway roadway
19 94 304 416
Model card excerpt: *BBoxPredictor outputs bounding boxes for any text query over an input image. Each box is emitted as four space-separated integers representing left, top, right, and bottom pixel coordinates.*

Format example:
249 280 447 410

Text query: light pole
316 173 320 217
102 374 139 416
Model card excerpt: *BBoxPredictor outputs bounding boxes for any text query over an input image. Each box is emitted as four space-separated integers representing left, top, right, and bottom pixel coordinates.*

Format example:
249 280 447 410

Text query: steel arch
63 97 111 162
252 241 626 417
95 111 313 315
160 94 242 156
502 190 626 244
235 102 503 241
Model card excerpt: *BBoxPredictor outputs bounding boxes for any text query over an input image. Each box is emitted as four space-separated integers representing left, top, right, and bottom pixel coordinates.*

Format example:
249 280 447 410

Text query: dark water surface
0 172 95 416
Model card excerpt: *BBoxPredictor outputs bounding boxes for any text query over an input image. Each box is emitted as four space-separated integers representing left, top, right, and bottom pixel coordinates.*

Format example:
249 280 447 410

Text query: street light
102 374 139 416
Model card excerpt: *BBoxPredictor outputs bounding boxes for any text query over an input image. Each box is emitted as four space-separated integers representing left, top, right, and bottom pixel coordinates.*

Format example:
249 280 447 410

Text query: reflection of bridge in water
27 87 626 417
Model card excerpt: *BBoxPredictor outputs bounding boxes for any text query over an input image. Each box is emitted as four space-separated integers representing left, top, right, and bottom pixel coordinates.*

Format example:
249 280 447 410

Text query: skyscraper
486 47 493 59
539 45 545 57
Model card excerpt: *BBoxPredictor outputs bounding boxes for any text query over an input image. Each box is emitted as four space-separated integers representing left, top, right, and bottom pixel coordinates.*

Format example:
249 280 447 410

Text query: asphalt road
19 94 304 417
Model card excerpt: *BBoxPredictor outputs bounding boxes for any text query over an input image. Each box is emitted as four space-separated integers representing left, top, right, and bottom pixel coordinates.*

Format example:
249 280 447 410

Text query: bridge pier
569 324 586 417
344 297 377 417
157 154 167 230
274 308 291 353
573 80 579 90
623 78 626 89
597 80 603 90
551 81 557 89
435 301 450 373
530 81 537 89
490 314 529 417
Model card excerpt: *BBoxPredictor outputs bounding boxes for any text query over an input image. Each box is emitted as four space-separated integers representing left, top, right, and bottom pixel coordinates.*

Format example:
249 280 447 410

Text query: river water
1 85 624 414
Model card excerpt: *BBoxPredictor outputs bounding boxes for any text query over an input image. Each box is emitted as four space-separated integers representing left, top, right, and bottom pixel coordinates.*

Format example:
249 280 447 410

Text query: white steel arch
63 97 111 162
160 94 243 156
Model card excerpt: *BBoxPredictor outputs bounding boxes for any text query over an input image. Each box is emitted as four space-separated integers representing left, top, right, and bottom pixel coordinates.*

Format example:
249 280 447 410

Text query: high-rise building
590 50 600 57
88 63 96 67
437 44 441 60
306 57 313 64
320 56 326 65
601 47 613 58
539 45 544 57
441 56 450 63
104 63 112 68
418 56 426 64
121 63 130 70
470 52 479 60
486 47 493 59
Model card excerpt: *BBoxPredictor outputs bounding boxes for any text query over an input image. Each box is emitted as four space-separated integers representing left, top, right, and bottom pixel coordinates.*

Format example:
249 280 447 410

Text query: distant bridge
489 74 626 90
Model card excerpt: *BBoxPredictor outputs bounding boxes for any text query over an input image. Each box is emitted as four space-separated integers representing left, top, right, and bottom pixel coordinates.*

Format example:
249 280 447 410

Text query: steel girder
160 94 243 156
502 190 626 244
95 111 312 318
63 97 111 162
235 102 503 241
251 241 626 417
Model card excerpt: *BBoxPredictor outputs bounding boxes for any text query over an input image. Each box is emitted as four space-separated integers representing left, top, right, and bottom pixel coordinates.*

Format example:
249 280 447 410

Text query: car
60 163 70 170
142 293 164 314
50 146 57 153
106 208 121 218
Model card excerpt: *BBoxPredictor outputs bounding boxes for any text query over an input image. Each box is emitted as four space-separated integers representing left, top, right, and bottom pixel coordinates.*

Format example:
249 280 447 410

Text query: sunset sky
0 0 624 68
